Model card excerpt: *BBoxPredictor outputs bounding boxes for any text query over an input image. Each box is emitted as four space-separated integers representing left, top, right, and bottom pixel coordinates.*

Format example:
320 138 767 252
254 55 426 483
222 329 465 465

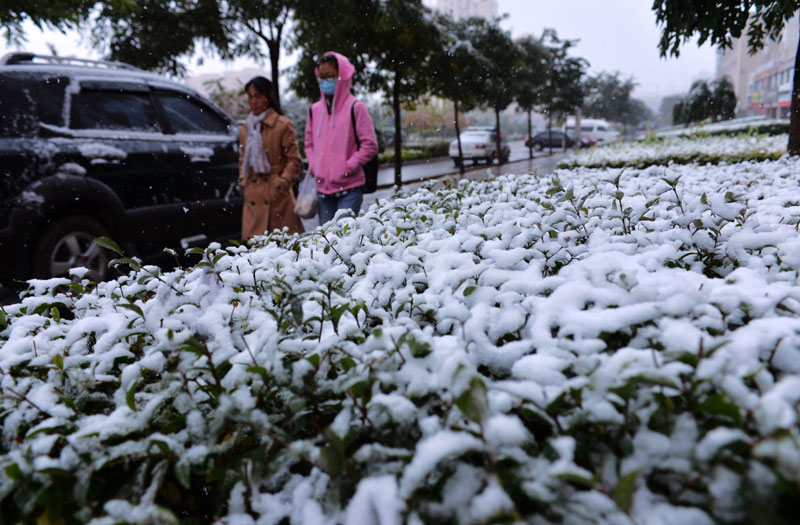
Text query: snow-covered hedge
656 116 789 139
3 159 800 524
559 134 787 170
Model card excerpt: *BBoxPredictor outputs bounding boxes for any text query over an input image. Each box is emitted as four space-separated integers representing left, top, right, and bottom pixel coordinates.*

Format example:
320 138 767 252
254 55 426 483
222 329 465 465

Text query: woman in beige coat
239 76 304 240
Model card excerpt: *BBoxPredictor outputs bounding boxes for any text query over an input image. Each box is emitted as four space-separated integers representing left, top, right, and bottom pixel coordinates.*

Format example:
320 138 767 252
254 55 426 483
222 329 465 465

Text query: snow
562 134 786 169
78 142 127 162
3 145 800 522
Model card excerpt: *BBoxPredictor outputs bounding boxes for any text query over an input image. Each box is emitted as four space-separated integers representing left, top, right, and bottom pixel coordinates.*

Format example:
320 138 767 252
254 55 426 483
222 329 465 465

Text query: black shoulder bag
351 102 379 194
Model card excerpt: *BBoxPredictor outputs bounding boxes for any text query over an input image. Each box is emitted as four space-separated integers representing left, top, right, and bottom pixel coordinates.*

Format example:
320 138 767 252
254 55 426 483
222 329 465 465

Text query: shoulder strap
351 101 361 151
308 106 313 125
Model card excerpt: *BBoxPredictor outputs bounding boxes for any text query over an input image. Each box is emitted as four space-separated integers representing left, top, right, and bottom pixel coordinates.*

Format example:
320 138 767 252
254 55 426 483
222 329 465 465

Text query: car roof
0 53 196 95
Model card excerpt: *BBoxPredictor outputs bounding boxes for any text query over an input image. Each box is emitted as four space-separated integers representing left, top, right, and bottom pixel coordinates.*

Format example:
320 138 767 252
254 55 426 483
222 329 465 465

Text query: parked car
0 52 242 286
564 118 620 145
526 130 591 150
449 129 510 166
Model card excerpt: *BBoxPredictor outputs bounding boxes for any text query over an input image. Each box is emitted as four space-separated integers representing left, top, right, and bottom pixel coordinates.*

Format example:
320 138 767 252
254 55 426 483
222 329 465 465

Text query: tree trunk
789 30 800 155
267 38 282 114
548 118 553 156
527 109 533 159
494 107 503 164
455 99 465 176
393 69 403 187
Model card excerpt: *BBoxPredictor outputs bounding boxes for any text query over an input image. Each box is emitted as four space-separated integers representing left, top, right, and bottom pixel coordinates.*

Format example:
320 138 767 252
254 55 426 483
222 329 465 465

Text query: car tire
534 142 543 152
453 158 461 167
34 216 112 282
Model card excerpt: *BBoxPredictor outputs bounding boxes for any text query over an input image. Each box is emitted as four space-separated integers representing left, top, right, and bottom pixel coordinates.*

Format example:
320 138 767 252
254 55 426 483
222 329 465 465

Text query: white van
565 118 620 145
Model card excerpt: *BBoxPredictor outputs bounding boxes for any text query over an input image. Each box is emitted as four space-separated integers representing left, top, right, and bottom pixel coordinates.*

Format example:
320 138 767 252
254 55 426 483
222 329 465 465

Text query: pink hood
305 52 378 195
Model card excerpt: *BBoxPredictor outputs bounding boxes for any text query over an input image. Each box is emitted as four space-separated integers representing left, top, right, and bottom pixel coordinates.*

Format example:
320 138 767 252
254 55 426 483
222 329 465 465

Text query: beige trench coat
239 109 305 240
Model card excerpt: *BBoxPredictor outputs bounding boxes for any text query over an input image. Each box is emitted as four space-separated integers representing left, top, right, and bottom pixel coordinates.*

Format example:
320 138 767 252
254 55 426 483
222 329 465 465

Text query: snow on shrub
3 157 800 523
559 134 787 170
656 116 789 139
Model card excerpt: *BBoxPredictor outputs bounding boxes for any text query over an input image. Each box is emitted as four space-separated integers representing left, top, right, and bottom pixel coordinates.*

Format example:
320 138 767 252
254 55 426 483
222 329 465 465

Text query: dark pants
318 187 364 225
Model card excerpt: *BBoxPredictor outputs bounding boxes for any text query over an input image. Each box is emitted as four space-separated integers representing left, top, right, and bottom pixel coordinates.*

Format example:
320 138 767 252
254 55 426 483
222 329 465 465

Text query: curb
374 152 568 191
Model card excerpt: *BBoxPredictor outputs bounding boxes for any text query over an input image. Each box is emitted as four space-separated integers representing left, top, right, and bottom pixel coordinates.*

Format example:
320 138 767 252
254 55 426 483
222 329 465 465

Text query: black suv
0 53 242 286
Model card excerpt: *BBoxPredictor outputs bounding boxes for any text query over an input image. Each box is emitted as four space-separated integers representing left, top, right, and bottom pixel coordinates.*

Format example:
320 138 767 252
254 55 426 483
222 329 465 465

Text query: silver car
449 129 510 166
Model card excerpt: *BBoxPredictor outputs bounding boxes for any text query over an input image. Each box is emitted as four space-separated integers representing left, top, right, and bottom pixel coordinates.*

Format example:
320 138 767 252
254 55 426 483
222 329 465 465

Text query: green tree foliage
710 76 737 121
538 30 587 151
428 15 490 173
92 0 295 111
582 71 650 126
652 0 800 152
1 1 132 44
92 0 229 77
686 79 713 123
671 78 736 125
540 30 587 119
515 35 551 158
673 99 685 126
467 17 520 163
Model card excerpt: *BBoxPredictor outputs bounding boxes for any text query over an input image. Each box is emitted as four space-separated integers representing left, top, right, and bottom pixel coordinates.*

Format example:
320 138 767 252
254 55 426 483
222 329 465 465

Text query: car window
37 77 69 127
155 91 230 135
70 89 161 132
461 131 490 140
581 125 593 132
0 74 38 137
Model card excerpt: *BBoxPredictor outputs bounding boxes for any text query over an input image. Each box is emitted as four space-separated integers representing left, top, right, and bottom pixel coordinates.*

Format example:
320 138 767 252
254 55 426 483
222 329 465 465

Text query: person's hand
277 176 290 192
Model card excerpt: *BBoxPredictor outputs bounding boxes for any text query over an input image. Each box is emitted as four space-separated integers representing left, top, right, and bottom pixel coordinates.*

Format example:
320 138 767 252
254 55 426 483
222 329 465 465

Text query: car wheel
534 142 543 152
34 216 112 282
453 158 461 167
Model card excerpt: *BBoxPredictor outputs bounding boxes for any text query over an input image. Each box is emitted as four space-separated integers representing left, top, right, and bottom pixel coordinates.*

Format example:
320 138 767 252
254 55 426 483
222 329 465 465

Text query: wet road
376 140 553 187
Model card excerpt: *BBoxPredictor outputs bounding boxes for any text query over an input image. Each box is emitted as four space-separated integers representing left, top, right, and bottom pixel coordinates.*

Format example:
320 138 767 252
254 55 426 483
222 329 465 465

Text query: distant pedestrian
305 52 378 225
239 76 304 240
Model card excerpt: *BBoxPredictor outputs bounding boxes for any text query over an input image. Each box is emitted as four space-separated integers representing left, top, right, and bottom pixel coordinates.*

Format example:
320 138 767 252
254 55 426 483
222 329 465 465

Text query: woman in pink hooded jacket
304 52 378 224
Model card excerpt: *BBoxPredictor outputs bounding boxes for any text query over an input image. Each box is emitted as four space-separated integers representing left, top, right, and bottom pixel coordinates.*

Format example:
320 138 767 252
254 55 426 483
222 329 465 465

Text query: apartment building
716 14 798 118
435 0 499 20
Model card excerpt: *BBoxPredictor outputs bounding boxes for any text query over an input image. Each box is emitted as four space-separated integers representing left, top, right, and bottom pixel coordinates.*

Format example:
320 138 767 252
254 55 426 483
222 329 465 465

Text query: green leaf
50 307 60 322
109 257 142 270
700 192 709 205
307 354 321 369
51 354 64 370
175 460 191 489
331 304 349 332
456 377 488 424
463 285 477 297
0 310 8 329
4 463 22 481
151 439 171 456
119 303 145 318
126 381 139 412
699 394 741 424
614 469 640 513
340 357 356 372
94 236 123 256
246 366 269 380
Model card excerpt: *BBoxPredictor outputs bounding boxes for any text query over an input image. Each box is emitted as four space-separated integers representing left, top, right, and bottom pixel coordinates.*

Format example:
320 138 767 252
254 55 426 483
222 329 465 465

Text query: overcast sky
2 0 717 107
495 0 717 106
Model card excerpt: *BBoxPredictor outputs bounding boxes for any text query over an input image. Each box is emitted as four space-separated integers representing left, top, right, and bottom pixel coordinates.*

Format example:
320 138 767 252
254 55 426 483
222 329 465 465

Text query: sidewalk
301 152 567 231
